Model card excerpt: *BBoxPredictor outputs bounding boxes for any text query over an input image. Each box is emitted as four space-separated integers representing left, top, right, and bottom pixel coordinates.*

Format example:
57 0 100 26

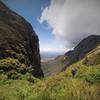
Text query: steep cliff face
64 35 100 67
0 1 44 78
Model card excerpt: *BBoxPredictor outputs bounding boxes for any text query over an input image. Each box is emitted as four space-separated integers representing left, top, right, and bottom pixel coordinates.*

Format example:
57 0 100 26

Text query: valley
0 1 100 100
41 55 65 77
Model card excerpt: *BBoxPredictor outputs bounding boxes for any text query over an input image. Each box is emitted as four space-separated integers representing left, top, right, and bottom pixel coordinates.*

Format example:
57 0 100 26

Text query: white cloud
39 0 100 48
40 40 67 53
40 47 66 53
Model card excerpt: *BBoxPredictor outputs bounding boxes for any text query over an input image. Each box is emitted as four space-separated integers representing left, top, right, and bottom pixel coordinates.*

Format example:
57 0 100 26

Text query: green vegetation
0 58 27 79
0 58 39 83
0 47 100 100
0 80 34 100
42 56 66 77
0 62 100 100
27 60 100 100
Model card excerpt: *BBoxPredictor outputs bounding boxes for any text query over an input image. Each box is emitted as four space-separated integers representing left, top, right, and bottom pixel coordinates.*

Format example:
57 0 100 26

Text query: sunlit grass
0 46 100 100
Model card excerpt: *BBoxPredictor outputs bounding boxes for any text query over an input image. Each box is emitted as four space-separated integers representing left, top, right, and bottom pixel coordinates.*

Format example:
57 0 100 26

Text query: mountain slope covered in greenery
0 1 100 100
0 45 100 100
0 1 44 78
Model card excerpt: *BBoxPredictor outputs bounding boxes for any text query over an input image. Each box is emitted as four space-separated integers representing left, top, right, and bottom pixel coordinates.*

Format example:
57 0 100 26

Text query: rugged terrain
64 35 100 66
42 35 100 77
0 43 100 100
0 1 44 78
0 1 100 100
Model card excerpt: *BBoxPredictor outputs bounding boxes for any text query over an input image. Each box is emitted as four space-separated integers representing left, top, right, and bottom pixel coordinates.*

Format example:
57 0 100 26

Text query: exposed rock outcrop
0 1 44 78
64 35 100 68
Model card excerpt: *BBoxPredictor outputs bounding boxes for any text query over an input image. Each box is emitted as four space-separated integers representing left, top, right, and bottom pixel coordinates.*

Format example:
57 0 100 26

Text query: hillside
0 1 100 100
64 35 100 67
42 55 65 76
0 1 44 78
42 35 100 77
28 45 100 100
0 45 100 100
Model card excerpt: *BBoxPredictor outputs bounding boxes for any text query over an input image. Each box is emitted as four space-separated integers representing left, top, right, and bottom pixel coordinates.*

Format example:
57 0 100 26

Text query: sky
1 0 100 54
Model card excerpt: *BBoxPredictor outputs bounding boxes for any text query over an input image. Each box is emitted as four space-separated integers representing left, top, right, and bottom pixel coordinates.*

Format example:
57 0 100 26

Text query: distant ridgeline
64 35 100 70
0 1 44 78
41 35 100 77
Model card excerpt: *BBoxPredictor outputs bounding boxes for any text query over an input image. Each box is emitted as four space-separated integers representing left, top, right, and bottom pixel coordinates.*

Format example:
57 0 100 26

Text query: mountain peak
64 35 100 68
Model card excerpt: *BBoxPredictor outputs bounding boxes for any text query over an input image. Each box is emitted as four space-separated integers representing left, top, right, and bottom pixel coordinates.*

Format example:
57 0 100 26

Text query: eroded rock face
64 35 100 67
0 1 44 78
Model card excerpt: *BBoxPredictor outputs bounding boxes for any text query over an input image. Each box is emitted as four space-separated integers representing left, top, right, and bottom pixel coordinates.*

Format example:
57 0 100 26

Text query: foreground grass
29 63 100 100
0 62 100 100
0 80 33 100
0 47 100 100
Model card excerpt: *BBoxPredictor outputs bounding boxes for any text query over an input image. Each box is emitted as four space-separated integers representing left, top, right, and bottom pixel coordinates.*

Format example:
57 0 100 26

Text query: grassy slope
42 56 66 77
30 59 100 100
0 46 100 100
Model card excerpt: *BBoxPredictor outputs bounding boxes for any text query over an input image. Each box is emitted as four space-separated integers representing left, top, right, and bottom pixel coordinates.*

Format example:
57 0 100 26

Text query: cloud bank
39 0 100 48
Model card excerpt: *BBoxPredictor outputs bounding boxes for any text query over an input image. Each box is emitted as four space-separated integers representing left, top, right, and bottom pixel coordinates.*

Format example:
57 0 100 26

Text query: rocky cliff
64 35 100 68
0 1 44 78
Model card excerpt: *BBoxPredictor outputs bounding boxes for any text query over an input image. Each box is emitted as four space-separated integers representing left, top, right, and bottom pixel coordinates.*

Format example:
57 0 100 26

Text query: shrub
85 72 100 84
0 58 21 72
0 58 29 80
0 74 7 81
7 70 21 79
26 73 40 83
17 64 27 74
0 58 27 73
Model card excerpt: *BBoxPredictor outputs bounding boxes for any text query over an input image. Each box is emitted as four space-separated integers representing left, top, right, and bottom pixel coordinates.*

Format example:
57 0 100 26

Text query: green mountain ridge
42 35 100 77
64 35 100 67
0 1 44 78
